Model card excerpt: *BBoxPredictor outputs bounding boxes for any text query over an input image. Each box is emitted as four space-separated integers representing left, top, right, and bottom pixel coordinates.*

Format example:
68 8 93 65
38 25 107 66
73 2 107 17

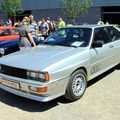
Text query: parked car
0 37 41 57
0 39 20 57
0 26 20 41
0 25 120 102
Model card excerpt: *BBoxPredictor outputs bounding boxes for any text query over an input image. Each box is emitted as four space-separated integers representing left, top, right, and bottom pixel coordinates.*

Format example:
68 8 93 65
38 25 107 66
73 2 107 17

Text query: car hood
0 39 19 47
0 45 85 71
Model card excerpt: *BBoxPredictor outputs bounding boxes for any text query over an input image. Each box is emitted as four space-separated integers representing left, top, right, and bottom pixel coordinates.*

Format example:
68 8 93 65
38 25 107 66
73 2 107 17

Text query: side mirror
92 40 103 48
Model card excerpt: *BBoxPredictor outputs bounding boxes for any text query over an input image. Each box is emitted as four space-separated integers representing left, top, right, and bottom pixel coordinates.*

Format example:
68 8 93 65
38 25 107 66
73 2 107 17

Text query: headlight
0 48 5 55
27 71 49 81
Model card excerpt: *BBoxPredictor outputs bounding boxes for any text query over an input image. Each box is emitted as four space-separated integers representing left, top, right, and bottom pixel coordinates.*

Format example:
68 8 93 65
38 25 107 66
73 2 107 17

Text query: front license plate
0 78 19 90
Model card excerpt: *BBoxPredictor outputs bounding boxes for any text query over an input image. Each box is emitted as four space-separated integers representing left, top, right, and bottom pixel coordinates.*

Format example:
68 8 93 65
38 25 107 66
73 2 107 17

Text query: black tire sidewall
66 69 87 101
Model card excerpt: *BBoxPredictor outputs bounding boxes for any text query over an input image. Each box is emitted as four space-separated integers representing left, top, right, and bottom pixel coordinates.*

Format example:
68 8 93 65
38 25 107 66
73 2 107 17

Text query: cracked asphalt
0 66 120 120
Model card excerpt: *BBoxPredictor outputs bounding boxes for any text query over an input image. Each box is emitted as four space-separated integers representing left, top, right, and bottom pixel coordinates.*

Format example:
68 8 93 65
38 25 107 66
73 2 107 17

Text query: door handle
109 45 114 48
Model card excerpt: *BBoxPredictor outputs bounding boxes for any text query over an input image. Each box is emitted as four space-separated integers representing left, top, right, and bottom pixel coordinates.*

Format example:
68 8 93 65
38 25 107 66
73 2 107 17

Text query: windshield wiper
41 42 77 48
41 42 56 46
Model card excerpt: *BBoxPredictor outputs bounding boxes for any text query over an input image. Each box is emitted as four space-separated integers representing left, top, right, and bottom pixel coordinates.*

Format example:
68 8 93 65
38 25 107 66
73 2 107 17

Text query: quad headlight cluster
27 71 49 82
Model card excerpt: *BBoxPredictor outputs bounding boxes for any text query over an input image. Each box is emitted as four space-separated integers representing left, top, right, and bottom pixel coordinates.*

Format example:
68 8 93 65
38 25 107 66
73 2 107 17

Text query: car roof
66 24 113 29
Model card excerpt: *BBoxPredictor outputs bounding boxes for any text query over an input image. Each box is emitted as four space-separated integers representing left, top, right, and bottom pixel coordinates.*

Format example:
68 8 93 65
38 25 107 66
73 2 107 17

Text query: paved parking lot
0 66 120 120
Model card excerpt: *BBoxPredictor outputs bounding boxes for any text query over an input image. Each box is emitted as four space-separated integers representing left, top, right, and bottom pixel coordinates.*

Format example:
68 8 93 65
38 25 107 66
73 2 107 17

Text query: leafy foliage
0 0 23 17
61 0 92 24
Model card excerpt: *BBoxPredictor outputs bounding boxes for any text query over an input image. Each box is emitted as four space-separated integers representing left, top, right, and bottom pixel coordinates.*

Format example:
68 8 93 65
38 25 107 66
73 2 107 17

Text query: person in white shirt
97 18 104 25
39 18 49 35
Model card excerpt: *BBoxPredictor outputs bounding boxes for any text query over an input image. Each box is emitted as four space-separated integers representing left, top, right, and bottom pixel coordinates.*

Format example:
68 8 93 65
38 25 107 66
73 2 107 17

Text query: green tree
61 0 92 24
0 0 23 21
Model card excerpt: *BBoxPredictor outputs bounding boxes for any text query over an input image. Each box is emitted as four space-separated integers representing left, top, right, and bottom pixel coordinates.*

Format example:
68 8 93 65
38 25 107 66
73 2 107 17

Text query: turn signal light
37 87 47 93
44 73 49 81
29 86 47 93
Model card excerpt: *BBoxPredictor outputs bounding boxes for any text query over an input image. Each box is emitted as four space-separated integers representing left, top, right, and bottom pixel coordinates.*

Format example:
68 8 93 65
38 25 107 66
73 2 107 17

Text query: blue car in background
0 39 20 57
0 37 41 57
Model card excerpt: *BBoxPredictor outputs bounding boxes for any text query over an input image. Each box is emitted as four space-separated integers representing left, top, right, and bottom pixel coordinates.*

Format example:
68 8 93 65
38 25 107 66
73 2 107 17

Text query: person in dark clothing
18 17 36 47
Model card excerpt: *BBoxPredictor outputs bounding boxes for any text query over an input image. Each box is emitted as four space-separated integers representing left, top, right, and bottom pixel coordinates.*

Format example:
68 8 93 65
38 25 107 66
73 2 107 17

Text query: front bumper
0 84 51 102
0 74 69 102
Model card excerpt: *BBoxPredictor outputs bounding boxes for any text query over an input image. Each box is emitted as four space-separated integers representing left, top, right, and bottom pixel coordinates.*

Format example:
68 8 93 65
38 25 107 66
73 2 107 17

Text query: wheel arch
70 67 87 77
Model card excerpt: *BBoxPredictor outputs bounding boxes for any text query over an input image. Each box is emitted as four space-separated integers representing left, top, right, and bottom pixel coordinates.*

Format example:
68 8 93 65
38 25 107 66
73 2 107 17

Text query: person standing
105 21 109 25
18 16 36 47
6 19 12 26
29 15 39 37
46 17 52 34
97 18 104 25
57 17 66 29
46 17 56 34
39 17 49 38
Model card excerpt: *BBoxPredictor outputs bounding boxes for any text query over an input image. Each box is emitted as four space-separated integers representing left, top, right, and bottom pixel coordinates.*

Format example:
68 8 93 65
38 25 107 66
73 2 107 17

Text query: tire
64 69 87 101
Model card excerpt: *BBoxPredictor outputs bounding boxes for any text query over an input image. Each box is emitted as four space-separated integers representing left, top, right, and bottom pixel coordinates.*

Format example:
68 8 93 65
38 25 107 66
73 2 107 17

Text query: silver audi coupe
0 25 120 102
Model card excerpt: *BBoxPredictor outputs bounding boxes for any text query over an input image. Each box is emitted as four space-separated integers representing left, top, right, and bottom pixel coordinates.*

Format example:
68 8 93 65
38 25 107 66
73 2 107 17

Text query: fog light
29 86 37 92
29 86 47 93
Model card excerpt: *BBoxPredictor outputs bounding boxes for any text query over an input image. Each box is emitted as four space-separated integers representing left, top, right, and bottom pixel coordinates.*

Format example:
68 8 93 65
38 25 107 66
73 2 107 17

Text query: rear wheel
64 69 87 101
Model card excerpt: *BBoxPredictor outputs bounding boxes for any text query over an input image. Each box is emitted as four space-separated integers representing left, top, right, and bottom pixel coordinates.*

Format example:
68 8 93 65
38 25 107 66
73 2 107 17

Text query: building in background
1 0 120 24
19 0 100 24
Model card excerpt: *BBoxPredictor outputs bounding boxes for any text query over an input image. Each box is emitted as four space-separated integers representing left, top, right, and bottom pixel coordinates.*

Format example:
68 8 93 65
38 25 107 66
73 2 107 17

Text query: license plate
0 78 19 90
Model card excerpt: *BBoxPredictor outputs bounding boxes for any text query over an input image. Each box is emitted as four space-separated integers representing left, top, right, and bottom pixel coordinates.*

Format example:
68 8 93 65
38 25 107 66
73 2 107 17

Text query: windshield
44 28 92 47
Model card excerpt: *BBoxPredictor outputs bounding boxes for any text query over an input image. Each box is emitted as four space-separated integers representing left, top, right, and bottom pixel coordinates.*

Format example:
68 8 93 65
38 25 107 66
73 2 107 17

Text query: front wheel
64 69 87 101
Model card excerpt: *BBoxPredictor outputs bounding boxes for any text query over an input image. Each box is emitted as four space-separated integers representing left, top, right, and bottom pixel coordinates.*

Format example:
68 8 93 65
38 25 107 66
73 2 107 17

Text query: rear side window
106 26 120 41
93 27 110 44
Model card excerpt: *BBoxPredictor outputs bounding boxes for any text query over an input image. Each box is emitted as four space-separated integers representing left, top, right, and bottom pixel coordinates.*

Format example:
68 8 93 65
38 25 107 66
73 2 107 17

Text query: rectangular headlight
30 72 37 78
27 71 49 81
38 72 49 81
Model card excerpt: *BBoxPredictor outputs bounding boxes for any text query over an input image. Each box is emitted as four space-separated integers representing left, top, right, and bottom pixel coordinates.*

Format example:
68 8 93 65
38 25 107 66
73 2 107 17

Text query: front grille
1 65 27 79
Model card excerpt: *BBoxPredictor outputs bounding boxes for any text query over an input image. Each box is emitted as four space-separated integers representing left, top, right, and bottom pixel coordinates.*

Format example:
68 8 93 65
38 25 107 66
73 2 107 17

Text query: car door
106 26 120 63
90 27 114 77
